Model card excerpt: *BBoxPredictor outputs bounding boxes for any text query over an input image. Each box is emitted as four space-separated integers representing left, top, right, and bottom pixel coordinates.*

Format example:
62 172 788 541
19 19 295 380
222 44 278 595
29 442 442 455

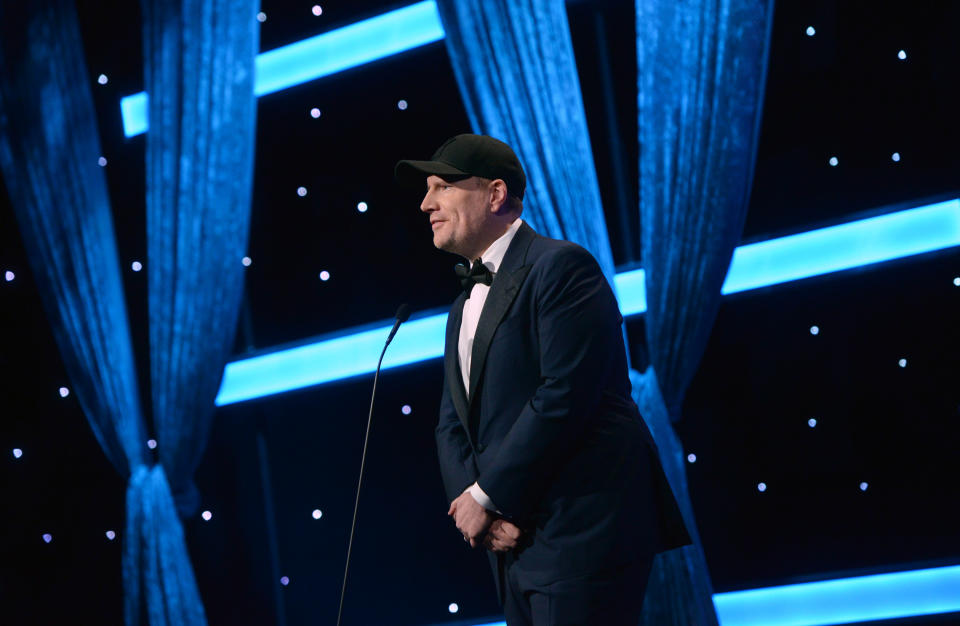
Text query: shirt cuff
467 482 499 513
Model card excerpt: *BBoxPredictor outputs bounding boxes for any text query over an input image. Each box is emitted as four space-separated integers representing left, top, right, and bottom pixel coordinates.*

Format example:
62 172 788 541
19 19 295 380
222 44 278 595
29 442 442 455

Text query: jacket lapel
467 222 536 412
444 294 471 436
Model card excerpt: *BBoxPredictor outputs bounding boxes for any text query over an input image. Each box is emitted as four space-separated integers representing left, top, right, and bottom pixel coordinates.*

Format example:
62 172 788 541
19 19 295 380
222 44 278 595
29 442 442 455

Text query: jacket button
476 443 486 453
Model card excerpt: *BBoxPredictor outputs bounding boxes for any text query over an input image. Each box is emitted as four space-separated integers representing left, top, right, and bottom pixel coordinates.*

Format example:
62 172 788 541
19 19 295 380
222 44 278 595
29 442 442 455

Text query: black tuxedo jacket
436 221 690 587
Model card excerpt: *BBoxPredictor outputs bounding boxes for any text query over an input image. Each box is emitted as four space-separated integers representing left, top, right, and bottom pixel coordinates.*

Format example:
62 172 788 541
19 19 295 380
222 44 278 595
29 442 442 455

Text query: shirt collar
476 218 522 274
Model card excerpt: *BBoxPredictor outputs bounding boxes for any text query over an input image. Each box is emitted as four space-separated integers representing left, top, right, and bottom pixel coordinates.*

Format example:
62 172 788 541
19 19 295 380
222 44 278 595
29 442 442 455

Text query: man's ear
488 179 508 213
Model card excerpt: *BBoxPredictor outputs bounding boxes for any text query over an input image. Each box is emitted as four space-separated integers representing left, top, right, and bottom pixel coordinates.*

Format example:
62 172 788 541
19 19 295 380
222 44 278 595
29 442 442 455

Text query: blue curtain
638 0 774 419
0 2 206 624
634 0 774 623
140 0 258 518
0 1 147 477
435 0 617 284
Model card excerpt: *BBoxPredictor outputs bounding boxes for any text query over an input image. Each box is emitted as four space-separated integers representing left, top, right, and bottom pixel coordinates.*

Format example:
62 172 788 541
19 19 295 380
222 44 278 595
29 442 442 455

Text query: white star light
891 152 901 162
319 270 330 281
147 439 157 449
310 107 321 119
757 482 767 492
829 156 839 167
898 49 907 60
242 256 252 267
953 277 960 287
357 201 368 213
256 12 266 22
806 26 816 36
201 510 213 521
59 387 70 398
808 418 817 428
810 325 820 335
297 186 307 197
98 156 108 166
4 270 14 282
397 99 408 110
13 448 23 459
687 453 697 463
131 261 142 272
448 603 459 614
106 530 116 540
312 509 323 520
312 5 323 16
898 358 907 368
402 405 412 415
860 482 869 491
42 533 53 543
97 74 108 85
281 576 290 586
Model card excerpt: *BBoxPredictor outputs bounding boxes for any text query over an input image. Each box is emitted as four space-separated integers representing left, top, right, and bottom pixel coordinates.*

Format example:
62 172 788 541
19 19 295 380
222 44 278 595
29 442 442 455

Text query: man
396 134 690 625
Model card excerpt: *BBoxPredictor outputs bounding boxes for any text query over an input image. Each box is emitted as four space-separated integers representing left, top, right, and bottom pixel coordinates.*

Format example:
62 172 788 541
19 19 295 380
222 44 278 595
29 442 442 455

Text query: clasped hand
448 490 522 552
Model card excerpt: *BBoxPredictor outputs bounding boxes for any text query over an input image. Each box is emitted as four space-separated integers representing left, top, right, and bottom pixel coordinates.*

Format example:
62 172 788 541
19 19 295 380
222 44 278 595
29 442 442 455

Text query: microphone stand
336 304 410 626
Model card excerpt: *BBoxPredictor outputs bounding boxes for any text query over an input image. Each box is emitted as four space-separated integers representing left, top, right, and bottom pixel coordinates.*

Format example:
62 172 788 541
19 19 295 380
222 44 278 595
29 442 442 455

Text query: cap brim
394 159 471 189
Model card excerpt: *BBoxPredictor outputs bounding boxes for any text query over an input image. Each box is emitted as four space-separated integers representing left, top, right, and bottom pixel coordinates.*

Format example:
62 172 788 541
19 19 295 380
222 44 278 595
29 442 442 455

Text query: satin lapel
445 295 470 435
467 223 537 410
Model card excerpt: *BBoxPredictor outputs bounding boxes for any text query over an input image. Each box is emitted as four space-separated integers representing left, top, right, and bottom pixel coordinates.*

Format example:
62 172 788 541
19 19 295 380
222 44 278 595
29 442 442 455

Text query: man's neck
464 219 515 261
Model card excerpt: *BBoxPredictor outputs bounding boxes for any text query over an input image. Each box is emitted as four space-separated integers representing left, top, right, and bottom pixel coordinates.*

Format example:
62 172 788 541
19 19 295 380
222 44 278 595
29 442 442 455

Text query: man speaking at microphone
396 134 690 625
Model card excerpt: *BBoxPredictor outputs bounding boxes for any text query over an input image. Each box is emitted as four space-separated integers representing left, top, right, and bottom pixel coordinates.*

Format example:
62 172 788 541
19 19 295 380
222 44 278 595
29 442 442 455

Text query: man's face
420 174 492 259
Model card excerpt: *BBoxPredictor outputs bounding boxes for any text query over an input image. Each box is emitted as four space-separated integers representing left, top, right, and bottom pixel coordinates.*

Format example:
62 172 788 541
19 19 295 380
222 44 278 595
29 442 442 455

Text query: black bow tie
455 259 493 297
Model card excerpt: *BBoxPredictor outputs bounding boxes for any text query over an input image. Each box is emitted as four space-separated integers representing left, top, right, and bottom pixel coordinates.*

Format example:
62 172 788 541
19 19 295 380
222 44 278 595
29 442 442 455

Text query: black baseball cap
395 134 527 200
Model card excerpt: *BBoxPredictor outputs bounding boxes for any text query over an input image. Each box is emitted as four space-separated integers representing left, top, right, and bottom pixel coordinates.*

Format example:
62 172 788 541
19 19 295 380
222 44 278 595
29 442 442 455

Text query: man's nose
420 191 435 213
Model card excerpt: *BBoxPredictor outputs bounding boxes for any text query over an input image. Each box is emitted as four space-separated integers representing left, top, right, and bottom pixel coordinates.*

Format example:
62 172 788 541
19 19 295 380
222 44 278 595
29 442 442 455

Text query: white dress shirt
459 217 522 512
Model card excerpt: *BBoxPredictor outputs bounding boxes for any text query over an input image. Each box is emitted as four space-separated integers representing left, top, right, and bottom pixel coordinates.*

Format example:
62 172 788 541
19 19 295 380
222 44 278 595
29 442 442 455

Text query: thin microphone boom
336 304 410 626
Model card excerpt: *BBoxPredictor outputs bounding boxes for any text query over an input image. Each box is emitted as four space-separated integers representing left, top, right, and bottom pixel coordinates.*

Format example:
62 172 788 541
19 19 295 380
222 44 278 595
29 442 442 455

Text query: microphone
385 303 411 346
336 304 410 626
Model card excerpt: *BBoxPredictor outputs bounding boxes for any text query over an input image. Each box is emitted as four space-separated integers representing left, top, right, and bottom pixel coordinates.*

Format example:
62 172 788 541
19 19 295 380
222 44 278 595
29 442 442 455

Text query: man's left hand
448 490 494 548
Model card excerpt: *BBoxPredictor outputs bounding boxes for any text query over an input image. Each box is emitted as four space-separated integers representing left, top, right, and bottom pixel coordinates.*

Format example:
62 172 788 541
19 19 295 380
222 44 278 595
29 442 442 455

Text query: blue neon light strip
120 1 444 137
721 198 960 295
612 268 646 317
711 564 960 626
254 0 443 96
120 92 148 138
456 564 960 626
214 199 960 405
215 313 446 406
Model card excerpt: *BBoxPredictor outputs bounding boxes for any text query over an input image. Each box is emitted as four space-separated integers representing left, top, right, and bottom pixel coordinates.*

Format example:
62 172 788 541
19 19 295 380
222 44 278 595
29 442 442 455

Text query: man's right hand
483 519 523 553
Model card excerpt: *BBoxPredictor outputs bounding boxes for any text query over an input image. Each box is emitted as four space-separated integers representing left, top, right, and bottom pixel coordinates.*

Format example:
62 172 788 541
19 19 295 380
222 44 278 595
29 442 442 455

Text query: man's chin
433 236 458 255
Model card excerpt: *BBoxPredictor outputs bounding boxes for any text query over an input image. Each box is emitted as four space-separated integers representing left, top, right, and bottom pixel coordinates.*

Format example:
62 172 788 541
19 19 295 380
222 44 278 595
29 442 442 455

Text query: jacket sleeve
476 245 624 519
435 351 479 504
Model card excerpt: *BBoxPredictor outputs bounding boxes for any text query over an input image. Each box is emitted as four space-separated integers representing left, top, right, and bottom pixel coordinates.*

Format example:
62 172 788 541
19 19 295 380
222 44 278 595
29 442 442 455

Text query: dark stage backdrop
1 1 959 624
